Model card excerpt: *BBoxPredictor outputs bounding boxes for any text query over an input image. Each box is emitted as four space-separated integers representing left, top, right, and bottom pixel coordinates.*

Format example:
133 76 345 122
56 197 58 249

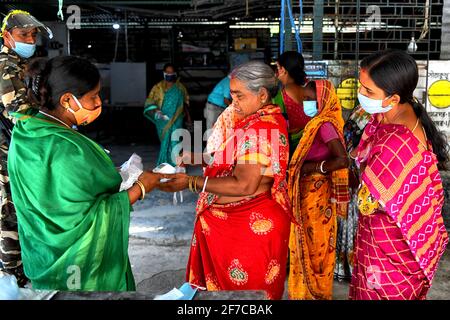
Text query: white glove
155 111 170 121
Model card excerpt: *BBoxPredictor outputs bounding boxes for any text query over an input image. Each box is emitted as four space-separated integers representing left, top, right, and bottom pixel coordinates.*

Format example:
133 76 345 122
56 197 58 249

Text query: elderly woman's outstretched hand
158 173 190 192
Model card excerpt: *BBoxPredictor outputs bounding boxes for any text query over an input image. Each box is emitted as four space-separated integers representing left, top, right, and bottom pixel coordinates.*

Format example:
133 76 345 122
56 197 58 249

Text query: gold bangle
194 176 201 193
188 176 194 193
135 180 146 200
188 176 193 193
193 176 197 193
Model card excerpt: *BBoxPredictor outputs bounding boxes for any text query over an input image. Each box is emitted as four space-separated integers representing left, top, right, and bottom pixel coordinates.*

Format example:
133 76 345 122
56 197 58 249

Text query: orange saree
287 79 349 300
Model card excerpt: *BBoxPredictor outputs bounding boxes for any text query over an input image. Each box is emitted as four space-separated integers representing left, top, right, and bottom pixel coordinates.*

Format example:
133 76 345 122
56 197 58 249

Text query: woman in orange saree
287 79 350 300
160 61 291 299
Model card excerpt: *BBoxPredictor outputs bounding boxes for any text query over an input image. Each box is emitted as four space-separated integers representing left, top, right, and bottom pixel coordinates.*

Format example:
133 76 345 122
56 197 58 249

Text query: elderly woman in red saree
350 50 449 300
159 61 291 300
287 79 350 300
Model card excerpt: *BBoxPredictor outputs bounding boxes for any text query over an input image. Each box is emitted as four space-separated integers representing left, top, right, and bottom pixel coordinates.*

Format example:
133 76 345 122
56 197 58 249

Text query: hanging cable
279 0 303 54
57 0 64 20
418 0 430 41
286 0 302 53
280 0 285 54
113 26 119 62
297 0 304 52
299 0 303 26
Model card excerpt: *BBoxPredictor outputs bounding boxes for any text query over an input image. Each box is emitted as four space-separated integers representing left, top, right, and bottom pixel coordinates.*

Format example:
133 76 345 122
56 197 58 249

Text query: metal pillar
313 0 324 60
283 0 294 52
441 0 450 59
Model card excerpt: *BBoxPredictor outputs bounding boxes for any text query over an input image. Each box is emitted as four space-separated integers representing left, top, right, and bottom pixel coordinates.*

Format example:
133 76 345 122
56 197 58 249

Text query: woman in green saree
144 63 191 166
7 56 162 291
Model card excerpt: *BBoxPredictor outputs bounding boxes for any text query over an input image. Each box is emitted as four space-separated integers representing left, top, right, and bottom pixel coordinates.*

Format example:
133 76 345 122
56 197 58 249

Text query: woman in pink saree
350 50 449 300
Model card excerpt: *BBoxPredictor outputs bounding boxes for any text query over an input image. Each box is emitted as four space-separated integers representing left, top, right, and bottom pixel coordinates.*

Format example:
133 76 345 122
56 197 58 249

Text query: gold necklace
38 111 71 129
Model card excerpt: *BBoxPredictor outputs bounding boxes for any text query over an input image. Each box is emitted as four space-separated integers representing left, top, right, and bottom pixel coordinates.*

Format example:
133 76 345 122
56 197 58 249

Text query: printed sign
426 61 450 144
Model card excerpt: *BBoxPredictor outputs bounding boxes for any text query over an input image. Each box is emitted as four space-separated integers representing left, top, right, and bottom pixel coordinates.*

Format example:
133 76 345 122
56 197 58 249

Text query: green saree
7 110 135 291
143 81 185 166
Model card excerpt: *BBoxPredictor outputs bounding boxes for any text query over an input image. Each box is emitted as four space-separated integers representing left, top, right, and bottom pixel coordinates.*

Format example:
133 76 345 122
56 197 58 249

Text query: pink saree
350 116 448 300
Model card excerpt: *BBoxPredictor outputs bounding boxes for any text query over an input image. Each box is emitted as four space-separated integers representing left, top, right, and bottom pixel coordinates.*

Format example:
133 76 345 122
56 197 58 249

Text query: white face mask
358 92 392 114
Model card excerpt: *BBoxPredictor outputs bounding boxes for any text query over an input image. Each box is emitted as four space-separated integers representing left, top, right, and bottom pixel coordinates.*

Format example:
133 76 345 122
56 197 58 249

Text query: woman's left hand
158 173 190 192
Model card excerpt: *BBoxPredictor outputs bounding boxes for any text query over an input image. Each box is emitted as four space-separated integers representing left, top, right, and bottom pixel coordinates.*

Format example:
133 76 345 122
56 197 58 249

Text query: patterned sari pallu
187 104 291 300
350 117 449 300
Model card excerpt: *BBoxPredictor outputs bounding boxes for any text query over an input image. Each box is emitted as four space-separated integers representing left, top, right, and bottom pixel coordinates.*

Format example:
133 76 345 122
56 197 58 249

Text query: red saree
186 104 291 300
350 116 448 300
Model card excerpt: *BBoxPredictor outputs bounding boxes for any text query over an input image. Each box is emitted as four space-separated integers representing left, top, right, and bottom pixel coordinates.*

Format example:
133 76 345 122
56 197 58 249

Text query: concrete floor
106 143 450 300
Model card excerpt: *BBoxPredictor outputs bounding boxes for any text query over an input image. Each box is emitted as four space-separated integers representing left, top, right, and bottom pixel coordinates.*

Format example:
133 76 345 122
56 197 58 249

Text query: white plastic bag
173 166 185 205
152 162 176 182
0 273 19 300
119 153 144 191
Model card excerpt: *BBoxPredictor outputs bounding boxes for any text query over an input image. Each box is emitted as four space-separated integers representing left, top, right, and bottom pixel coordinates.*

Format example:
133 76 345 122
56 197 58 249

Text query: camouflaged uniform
0 45 30 286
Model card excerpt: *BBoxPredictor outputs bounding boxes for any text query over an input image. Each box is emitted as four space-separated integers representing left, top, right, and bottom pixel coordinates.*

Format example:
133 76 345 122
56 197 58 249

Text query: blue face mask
164 72 177 83
178 283 198 300
303 100 318 117
153 282 204 300
11 38 36 59
358 92 392 114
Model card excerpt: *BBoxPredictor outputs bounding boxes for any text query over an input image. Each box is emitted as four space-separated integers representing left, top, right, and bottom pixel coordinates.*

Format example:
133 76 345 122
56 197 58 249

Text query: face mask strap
189 282 206 291
383 95 393 103
3 31 16 48
71 94 84 111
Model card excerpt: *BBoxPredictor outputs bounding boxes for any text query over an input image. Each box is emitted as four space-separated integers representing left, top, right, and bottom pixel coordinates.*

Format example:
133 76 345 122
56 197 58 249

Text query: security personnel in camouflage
0 10 52 286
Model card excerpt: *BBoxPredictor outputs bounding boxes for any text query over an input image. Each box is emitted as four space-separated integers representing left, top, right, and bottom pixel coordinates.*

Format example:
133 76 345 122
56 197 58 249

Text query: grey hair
230 61 279 99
